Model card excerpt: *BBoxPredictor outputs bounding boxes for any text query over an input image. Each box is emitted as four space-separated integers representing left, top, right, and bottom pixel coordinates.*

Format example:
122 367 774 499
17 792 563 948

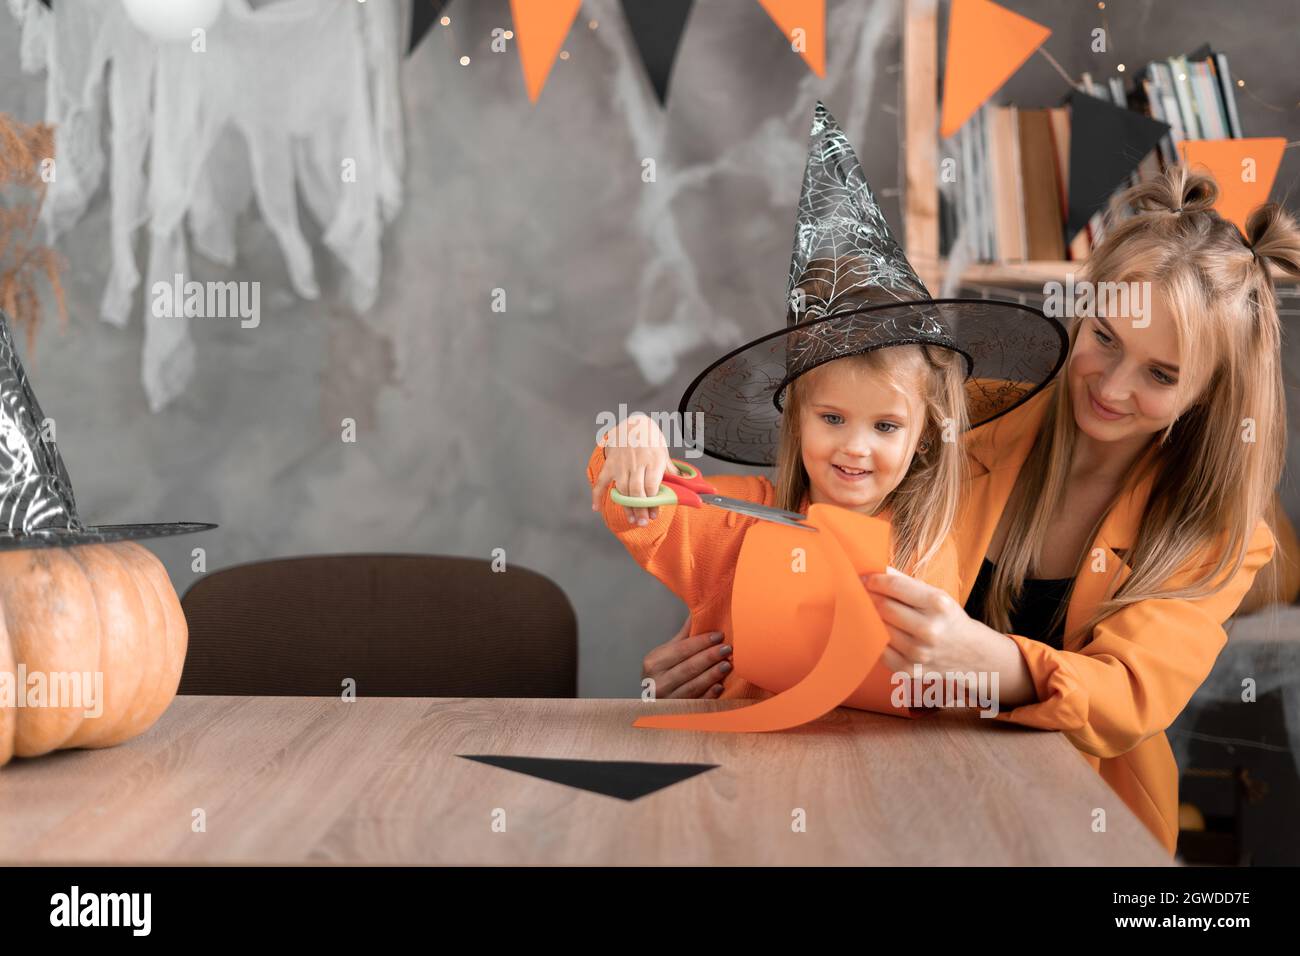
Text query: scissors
609 458 816 533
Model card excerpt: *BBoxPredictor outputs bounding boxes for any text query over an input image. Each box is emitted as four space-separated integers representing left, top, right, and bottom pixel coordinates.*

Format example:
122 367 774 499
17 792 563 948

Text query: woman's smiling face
797 353 925 515
1067 292 1196 445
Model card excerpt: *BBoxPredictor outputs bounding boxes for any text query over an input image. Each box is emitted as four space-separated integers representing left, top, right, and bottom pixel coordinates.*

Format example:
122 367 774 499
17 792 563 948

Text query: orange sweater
587 442 961 699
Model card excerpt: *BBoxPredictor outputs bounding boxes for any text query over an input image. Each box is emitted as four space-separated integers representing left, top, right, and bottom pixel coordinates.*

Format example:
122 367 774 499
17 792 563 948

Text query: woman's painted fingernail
711 684 724 695
719 661 733 674
710 632 724 643
719 645 732 656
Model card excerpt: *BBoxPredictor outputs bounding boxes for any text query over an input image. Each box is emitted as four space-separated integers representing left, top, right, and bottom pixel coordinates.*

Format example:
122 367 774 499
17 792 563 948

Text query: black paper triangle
1064 90 1170 244
408 0 451 57
620 0 695 106
459 755 717 800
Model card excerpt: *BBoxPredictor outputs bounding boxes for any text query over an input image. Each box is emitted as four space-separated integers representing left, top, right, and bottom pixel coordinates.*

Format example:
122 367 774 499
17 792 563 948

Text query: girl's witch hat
678 101 1068 466
0 310 216 550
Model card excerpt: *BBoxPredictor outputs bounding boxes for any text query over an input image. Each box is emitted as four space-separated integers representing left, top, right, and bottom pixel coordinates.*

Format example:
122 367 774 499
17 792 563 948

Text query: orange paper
754 0 826 78
939 0 1050 138
510 0 583 103
1178 138 1286 236
633 503 895 732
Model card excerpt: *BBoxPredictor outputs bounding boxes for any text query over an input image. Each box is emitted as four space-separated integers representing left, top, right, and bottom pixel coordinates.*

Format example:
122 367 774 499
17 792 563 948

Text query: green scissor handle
609 459 700 508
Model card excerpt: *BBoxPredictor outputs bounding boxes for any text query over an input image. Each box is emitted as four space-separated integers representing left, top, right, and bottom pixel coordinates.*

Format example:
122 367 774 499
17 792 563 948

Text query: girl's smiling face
797 354 926 515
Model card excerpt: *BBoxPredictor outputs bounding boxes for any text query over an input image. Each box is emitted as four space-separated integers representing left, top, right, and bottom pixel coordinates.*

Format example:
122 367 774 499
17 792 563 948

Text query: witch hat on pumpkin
0 310 216 549
679 101 1068 466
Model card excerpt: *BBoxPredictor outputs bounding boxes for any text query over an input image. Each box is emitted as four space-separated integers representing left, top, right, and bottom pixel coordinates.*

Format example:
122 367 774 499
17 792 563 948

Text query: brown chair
178 554 576 697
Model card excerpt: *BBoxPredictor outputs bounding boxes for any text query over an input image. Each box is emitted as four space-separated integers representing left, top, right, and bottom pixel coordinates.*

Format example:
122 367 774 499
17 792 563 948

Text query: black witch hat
678 101 1068 466
0 310 216 549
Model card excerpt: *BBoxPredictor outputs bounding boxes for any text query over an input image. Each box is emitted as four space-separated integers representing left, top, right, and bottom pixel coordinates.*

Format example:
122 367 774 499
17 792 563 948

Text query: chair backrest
178 554 577 697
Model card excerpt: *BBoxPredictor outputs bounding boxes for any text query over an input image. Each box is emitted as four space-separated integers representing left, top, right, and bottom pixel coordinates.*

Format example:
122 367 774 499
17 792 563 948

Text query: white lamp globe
121 0 224 42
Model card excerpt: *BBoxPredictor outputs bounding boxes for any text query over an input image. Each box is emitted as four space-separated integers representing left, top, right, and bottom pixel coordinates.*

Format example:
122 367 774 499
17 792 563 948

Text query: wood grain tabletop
0 696 1173 865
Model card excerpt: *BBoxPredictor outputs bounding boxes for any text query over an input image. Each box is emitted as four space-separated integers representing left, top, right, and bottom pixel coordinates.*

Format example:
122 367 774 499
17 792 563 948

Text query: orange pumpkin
0 540 186 765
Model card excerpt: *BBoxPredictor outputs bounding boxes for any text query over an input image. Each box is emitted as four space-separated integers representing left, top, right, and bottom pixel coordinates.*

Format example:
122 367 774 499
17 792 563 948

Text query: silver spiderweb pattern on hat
678 101 1067 466
0 310 215 550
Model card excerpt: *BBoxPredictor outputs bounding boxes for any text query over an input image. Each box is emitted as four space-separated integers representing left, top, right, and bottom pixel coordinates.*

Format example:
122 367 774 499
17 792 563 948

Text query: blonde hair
773 343 969 575
984 164 1299 643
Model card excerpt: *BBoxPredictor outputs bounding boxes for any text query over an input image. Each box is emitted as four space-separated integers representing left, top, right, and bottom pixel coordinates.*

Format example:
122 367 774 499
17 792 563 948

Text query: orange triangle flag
1178 138 1287 235
940 0 1050 138
633 504 900 733
754 0 825 78
510 0 583 103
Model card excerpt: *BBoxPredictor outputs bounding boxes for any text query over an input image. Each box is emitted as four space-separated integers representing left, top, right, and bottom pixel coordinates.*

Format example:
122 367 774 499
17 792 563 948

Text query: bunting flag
1065 90 1170 244
940 0 1050 138
754 0 825 78
408 0 451 56
510 0 584 103
620 0 695 105
1179 138 1287 235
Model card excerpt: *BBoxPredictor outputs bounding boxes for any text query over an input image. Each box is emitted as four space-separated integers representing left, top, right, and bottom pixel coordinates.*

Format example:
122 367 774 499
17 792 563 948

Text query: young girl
588 330 969 703
860 163 1298 854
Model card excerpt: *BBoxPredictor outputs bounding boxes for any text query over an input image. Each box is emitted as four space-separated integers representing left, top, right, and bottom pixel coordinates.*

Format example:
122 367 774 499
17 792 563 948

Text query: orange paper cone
1178 138 1286 236
633 504 895 733
939 0 1050 138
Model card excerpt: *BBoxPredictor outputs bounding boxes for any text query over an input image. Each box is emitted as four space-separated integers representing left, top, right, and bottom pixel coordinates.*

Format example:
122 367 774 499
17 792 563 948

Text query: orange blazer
953 383 1277 855
587 441 962 700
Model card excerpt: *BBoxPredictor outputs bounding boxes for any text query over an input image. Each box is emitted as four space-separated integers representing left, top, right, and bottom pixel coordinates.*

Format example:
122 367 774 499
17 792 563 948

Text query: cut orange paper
754 0 826 78
730 508 913 718
633 503 894 732
510 0 583 103
939 0 1050 139
1178 138 1286 236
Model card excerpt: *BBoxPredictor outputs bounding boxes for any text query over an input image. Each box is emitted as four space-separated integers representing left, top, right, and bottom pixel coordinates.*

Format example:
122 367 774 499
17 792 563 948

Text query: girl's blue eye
821 413 843 425
1093 328 1113 346
1151 368 1176 386
876 422 900 433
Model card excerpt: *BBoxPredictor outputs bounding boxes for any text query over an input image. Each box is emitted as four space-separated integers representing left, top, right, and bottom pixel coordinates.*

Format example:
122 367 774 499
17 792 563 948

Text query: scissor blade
701 495 818 532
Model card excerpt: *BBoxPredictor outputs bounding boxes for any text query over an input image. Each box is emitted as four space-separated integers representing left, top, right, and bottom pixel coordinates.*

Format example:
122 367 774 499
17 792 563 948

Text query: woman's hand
862 571 1000 678
591 413 672 526
862 570 1039 709
641 615 733 699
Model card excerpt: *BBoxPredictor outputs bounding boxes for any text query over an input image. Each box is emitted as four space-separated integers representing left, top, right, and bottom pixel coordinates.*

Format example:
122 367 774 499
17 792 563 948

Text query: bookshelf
899 0 1285 293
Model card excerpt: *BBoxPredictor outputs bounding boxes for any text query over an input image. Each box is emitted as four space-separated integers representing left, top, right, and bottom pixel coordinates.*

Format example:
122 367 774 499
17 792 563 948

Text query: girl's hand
642 615 733 699
591 413 672 526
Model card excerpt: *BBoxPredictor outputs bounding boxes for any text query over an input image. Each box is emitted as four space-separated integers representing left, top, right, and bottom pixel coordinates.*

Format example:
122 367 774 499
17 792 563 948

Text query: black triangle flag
1065 90 1170 244
408 0 451 57
459 755 717 800
620 0 695 106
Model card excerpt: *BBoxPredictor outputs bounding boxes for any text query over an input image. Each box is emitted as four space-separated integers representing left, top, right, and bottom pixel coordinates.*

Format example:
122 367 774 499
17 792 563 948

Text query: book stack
940 45 1246 265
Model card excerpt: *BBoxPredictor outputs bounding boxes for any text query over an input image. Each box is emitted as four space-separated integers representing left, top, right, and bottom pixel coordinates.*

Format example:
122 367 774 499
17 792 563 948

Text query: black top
963 557 1072 650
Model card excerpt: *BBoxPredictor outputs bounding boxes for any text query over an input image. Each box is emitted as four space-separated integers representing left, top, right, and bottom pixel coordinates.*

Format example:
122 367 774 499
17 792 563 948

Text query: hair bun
1129 164 1219 216
1244 202 1300 278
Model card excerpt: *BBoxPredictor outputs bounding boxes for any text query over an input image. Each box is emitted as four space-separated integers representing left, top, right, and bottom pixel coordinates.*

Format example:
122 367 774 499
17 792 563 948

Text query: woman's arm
867 520 1277 754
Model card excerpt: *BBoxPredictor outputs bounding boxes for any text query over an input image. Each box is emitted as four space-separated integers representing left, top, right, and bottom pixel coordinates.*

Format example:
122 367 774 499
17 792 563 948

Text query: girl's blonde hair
984 164 1299 643
771 307 970 575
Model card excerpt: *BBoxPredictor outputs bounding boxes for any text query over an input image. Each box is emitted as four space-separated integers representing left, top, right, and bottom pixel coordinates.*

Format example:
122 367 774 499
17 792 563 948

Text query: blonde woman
861 164 1297 854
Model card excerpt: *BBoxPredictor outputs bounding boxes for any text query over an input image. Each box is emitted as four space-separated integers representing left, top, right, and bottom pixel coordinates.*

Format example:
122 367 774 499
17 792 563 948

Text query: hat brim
0 521 217 552
677 297 1068 466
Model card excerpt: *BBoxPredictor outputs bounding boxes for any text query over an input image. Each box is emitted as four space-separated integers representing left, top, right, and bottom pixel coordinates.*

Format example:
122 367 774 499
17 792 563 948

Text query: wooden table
0 696 1172 865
